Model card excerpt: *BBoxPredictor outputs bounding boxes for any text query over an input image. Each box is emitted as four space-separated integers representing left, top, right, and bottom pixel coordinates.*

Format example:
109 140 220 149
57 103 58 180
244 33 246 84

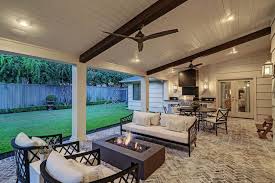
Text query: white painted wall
198 50 272 120
127 83 142 111
149 81 164 112
271 15 275 141
127 81 164 112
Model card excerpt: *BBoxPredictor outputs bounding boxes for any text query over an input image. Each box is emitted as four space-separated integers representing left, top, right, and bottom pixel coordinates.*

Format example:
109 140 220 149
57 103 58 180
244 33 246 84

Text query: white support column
141 76 149 112
271 15 275 142
71 63 87 141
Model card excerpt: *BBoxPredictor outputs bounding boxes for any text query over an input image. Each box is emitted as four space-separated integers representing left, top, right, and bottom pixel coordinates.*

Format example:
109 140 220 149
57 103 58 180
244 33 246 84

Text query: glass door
219 79 254 118
234 80 253 118
220 82 232 111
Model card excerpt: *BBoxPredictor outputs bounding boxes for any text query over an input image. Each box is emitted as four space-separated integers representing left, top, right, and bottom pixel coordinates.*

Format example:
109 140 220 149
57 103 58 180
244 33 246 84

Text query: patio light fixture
203 81 208 90
173 84 178 93
262 60 274 78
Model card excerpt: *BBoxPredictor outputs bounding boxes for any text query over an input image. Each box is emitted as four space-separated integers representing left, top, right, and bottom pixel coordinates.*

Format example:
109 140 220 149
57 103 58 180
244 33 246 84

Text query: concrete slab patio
1 118 274 183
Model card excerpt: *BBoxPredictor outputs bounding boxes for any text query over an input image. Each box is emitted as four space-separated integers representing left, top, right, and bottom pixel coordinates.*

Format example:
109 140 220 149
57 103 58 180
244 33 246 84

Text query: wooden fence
0 83 127 109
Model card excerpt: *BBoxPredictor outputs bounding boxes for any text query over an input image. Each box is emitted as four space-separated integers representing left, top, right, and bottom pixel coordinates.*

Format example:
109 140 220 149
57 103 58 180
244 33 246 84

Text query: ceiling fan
173 61 203 72
183 61 203 70
103 25 178 52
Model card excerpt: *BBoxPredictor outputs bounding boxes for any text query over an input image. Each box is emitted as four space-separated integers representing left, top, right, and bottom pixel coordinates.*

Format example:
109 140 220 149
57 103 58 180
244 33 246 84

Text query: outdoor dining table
179 107 217 131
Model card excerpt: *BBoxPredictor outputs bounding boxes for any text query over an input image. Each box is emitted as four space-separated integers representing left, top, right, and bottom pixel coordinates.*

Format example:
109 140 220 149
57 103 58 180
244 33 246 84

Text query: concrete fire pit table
93 134 165 180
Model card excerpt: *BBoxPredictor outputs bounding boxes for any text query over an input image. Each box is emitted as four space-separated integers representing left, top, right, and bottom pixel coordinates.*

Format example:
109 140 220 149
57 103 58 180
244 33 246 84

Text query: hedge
0 100 113 114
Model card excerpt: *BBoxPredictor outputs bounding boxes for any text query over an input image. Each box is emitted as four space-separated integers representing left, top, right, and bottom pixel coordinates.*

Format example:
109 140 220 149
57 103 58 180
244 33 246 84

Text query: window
133 83 141 100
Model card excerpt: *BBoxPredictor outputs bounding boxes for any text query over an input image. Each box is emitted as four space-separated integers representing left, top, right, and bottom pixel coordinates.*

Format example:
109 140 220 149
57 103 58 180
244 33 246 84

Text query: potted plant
46 95 57 110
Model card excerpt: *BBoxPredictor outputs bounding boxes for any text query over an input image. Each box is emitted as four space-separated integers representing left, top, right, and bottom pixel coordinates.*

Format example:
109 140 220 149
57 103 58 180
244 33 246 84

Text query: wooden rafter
79 0 188 63
147 27 271 75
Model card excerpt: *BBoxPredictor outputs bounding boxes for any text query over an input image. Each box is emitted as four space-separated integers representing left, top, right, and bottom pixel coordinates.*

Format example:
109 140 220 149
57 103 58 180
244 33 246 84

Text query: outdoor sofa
120 111 198 157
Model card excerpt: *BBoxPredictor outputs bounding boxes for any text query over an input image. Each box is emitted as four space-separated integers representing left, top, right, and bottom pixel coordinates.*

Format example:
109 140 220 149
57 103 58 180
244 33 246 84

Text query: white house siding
198 51 272 120
149 81 164 112
127 83 142 111
127 81 164 112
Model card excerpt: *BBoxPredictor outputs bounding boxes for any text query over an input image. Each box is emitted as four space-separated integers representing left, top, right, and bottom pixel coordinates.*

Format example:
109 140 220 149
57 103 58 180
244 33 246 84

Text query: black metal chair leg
225 122 228 134
215 124 218 136
188 144 191 157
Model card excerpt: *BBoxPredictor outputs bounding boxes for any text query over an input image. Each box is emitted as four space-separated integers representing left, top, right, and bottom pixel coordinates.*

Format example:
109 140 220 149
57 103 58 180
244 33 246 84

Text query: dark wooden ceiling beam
147 27 271 75
79 0 187 63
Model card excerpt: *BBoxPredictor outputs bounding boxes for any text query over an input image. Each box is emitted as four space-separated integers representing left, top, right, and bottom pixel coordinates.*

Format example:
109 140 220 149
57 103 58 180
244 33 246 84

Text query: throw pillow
148 113 160 126
166 118 185 132
133 111 151 126
32 137 48 146
160 113 178 127
46 151 84 183
15 132 37 147
182 116 197 131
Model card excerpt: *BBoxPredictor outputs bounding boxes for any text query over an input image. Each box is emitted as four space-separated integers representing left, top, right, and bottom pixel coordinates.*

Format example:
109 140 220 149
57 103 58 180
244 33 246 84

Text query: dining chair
204 108 229 136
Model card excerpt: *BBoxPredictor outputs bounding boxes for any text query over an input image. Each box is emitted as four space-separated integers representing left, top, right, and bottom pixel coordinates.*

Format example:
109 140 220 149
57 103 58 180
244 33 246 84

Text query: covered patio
0 0 275 183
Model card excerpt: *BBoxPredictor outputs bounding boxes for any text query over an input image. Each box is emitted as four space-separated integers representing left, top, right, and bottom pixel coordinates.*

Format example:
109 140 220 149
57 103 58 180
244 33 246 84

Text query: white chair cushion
31 137 48 146
205 117 217 123
132 111 151 126
46 151 84 183
15 132 38 147
123 122 189 144
68 160 105 182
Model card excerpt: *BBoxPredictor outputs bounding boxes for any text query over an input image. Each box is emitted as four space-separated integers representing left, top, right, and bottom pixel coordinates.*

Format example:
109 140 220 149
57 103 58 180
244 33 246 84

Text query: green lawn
0 103 131 154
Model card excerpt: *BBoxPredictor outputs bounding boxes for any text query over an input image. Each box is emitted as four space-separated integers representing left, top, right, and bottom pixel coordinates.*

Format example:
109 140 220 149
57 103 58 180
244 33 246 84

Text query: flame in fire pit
108 133 150 153
124 132 132 146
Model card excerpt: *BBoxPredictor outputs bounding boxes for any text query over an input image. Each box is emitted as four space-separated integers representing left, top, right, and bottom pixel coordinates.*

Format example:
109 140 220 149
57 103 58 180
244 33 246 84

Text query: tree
0 54 130 86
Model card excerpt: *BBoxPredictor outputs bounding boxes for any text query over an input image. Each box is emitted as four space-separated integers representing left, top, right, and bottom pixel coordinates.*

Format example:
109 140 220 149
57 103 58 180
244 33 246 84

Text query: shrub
46 95 57 102
54 105 72 110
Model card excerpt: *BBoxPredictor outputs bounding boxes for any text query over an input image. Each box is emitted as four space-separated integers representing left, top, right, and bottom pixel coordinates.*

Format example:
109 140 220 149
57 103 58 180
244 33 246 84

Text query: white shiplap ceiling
95 0 275 72
0 0 274 73
151 35 271 79
0 0 157 56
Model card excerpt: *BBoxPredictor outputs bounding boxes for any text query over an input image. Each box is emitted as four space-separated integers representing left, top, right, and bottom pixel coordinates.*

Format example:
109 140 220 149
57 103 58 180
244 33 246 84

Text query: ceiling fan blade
193 63 203 67
138 42 143 52
103 31 137 41
144 29 178 41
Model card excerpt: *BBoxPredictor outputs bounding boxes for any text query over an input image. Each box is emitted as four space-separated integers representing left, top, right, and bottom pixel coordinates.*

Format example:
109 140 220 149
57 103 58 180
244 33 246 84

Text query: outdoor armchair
11 133 80 183
40 149 139 183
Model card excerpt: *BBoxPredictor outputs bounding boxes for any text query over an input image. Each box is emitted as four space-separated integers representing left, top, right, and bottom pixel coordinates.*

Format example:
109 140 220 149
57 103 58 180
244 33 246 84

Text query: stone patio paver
1 118 275 183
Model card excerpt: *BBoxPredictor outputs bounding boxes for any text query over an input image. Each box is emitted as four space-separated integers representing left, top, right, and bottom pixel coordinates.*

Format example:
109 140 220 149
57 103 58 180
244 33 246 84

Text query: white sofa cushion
15 132 37 147
46 151 84 183
122 122 189 144
132 111 151 126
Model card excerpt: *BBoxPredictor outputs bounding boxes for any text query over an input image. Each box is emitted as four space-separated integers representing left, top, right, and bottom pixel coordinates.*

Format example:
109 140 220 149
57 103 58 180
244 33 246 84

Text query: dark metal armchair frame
120 113 197 157
40 149 140 183
11 134 80 183
205 108 229 136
